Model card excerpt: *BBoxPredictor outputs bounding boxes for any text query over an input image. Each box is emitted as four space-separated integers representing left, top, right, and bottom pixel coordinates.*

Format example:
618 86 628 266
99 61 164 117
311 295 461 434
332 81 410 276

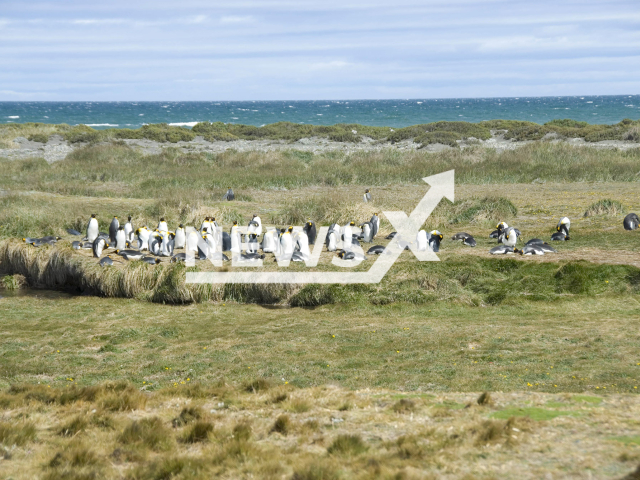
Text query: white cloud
309 61 351 70
186 15 208 24
219 15 254 24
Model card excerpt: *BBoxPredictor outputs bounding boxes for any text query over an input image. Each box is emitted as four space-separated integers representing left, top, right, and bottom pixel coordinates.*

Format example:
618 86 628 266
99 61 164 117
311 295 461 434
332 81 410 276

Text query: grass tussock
172 406 204 427
58 415 88 436
1 274 26 290
245 378 272 394
0 421 37 446
291 461 340 480
271 415 291 435
392 398 417 414
584 198 626 217
118 417 173 451
181 421 214 443
327 434 369 456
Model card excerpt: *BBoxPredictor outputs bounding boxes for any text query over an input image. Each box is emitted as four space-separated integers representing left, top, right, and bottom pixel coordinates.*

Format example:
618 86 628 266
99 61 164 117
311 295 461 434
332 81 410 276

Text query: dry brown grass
0 382 638 479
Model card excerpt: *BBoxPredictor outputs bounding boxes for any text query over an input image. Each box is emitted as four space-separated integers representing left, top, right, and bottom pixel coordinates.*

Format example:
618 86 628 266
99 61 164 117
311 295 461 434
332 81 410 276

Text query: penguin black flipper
385 232 397 240
489 230 499 238
67 228 82 236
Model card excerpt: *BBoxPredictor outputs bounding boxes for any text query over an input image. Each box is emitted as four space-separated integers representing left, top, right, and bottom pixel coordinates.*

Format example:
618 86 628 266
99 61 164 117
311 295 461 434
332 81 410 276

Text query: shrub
584 199 626 217
28 133 50 143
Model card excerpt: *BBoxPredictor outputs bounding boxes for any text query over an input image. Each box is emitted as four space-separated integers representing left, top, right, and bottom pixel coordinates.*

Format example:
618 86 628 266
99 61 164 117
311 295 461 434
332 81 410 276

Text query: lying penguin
490 245 518 255
519 244 545 255
451 232 476 247
623 213 639 231
525 239 557 253
337 250 367 261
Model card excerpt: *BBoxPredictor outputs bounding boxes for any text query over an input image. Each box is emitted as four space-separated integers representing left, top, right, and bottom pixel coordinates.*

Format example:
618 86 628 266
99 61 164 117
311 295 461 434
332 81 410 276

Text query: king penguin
92 236 109 258
363 189 372 203
86 214 99 243
109 216 119 244
428 230 443 252
157 217 168 233
174 224 186 249
623 213 639 231
115 226 127 250
222 187 235 201
124 215 134 242
370 213 380 239
303 220 317 245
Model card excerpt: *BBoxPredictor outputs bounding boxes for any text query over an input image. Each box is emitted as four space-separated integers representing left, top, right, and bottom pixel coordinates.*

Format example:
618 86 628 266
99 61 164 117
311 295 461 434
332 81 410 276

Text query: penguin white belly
175 229 186 249
87 219 99 242
124 223 133 241
327 232 337 252
416 230 427 251
230 229 241 253
115 230 126 250
186 232 199 252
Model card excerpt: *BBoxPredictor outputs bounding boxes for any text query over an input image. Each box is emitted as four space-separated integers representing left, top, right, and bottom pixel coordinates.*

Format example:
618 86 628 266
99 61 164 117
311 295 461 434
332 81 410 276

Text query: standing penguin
250 214 263 236
326 227 338 252
416 230 428 251
342 222 354 249
186 231 199 253
86 214 99 243
261 228 278 253
370 213 380 239
428 230 443 252
136 227 150 251
623 213 639 231
115 226 127 250
109 216 119 244
124 215 134 242
230 221 241 253
303 220 317 245
281 226 294 255
363 189 372 203
174 224 186 249
92 236 109 258
360 222 373 243
157 217 168 233
149 232 162 256
222 187 235 201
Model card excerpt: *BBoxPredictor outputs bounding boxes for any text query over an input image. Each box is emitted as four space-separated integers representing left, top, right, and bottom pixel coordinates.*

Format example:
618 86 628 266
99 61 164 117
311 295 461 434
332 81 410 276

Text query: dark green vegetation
1 118 639 149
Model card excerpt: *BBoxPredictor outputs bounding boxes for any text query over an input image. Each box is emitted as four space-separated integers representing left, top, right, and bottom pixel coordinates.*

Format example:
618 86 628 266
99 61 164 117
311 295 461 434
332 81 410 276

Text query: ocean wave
7 116 19 119
85 123 119 127
168 122 199 127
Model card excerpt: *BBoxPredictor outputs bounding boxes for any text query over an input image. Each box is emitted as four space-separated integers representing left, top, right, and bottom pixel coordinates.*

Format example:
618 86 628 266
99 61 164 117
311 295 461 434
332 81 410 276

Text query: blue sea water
1 96 639 130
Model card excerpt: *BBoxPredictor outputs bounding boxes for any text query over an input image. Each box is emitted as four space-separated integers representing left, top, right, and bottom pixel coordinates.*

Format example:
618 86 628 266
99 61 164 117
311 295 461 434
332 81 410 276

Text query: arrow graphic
186 170 454 285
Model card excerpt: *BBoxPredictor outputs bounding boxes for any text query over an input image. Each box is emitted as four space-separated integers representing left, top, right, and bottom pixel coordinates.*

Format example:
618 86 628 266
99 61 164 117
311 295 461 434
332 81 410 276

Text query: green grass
1 295 639 393
611 436 640 446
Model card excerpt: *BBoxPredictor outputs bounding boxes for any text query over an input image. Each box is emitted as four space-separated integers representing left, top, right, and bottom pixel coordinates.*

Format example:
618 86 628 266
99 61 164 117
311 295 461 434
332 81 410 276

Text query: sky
1 0 639 101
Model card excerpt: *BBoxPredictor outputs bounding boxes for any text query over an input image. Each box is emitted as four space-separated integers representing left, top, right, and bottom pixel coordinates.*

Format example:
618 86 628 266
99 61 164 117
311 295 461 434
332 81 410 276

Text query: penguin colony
20 187 640 267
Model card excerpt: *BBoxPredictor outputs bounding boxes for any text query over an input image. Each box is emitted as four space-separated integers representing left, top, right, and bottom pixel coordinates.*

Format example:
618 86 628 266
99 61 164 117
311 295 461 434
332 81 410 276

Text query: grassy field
1 140 640 478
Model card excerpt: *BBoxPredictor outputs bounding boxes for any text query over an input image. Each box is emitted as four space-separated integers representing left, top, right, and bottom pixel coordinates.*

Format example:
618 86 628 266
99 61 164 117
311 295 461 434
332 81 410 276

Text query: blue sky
1 0 639 100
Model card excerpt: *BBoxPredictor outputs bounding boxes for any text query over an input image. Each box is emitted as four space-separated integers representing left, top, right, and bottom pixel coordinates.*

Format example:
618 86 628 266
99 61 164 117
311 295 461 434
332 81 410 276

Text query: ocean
1 96 639 130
